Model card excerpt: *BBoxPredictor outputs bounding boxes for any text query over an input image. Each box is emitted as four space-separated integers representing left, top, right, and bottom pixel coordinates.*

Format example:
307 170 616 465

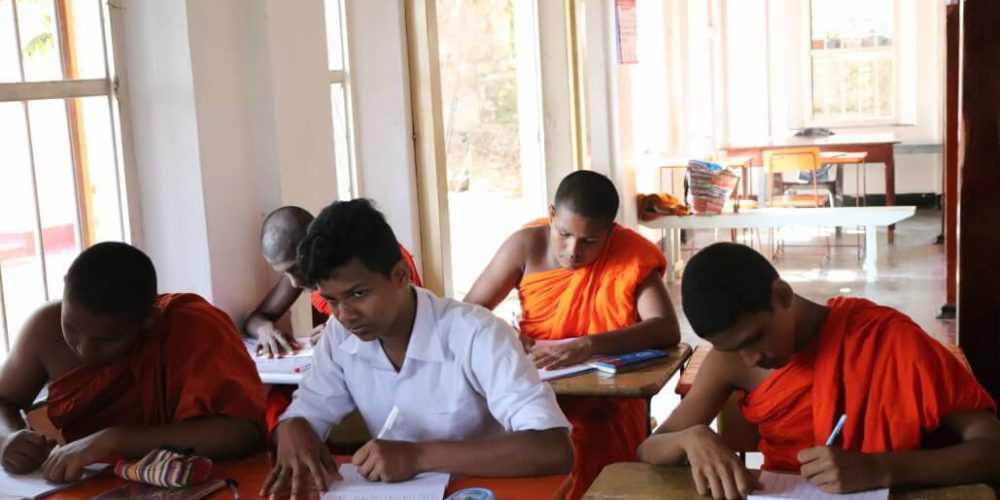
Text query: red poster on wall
616 0 638 64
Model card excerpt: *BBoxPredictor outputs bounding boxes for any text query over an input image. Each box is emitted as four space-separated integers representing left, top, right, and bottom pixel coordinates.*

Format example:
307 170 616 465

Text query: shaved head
553 170 619 224
261 206 314 264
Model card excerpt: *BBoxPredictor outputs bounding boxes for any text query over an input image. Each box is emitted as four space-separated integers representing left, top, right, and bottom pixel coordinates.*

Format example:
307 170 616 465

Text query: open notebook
323 464 449 500
0 464 107 499
749 471 888 500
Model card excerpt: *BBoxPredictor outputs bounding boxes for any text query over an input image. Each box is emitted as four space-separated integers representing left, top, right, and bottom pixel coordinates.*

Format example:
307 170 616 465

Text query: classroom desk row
48 453 571 499
582 462 997 500
48 458 996 499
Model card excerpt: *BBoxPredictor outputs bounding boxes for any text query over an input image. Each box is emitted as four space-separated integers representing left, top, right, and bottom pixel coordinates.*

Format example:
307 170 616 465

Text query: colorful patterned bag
113 447 213 488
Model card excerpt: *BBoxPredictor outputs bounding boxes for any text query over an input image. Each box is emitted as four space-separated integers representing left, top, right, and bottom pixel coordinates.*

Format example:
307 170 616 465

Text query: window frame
325 0 359 201
0 0 134 354
803 0 901 128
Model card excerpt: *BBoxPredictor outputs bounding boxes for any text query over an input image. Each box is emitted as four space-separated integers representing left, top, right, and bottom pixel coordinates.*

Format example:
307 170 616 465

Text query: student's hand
798 446 888 494
530 337 593 370
0 429 56 474
261 418 340 500
309 324 325 347
256 325 302 359
351 439 422 483
681 425 761 499
41 428 116 483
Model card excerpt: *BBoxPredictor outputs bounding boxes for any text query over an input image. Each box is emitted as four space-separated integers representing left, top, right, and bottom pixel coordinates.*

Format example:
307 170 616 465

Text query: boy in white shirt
260 199 573 499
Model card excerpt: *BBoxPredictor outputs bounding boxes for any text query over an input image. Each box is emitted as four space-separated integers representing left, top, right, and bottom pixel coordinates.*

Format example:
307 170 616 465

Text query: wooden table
583 462 996 500
641 206 916 283
550 343 692 434
48 453 571 499
550 343 692 398
725 133 901 243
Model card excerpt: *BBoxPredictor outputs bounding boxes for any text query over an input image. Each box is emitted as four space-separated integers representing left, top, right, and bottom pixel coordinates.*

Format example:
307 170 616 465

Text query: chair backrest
763 147 822 174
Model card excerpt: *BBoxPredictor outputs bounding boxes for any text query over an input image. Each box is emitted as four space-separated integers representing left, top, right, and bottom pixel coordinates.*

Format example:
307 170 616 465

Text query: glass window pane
330 83 353 201
27 98 81 299
61 0 108 79
0 1 22 82
810 0 892 49
78 96 123 243
809 0 894 122
0 102 47 347
324 0 344 71
437 0 544 300
15 0 64 82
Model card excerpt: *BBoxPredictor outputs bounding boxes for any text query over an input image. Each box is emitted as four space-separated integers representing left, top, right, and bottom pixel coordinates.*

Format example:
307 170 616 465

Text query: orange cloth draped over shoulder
740 297 995 472
518 223 666 500
47 293 266 443
267 244 424 433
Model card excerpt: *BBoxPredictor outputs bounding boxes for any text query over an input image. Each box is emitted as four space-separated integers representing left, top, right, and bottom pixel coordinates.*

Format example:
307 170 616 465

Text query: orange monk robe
740 297 995 472
518 224 666 500
267 244 424 432
47 294 266 443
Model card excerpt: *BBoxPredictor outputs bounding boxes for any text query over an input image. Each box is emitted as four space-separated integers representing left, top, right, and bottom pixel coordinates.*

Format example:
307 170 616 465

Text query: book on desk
586 349 669 374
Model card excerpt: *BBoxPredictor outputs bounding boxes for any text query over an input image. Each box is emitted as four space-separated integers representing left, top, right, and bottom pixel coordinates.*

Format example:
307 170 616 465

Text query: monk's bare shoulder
16 302 76 376
516 225 551 273
700 347 770 393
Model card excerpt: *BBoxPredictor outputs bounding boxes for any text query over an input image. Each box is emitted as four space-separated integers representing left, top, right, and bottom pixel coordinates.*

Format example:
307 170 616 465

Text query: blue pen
825 414 847 446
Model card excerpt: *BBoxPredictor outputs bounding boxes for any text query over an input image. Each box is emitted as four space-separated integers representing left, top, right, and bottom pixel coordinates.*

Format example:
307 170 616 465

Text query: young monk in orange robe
245 206 423 431
639 242 1000 498
0 243 264 482
465 171 682 499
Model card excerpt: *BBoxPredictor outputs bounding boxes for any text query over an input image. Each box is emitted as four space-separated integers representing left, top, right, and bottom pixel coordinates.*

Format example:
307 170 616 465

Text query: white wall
345 0 422 259
118 0 338 326
116 0 213 296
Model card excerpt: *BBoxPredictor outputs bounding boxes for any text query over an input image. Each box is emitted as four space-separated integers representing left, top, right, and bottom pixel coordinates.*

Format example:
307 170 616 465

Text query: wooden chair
762 147 836 260
763 147 834 208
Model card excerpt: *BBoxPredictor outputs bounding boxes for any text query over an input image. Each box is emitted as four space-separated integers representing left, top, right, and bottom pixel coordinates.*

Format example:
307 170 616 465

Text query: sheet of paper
0 464 106 499
537 364 594 381
244 338 314 374
749 471 888 500
322 464 449 500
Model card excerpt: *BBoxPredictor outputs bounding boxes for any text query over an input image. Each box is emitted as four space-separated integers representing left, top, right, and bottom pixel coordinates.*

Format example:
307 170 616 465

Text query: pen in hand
826 414 847 446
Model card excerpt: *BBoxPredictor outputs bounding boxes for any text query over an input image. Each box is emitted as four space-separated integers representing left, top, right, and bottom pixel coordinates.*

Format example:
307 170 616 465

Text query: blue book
587 349 669 374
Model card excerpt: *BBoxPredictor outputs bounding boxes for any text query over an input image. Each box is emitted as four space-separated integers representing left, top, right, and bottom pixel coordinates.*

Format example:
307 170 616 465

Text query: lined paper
750 471 888 500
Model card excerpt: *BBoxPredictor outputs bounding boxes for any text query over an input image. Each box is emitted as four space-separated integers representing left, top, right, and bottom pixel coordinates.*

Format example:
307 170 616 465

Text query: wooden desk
725 133 901 243
549 343 692 398
550 343 692 434
48 453 571 499
583 463 996 500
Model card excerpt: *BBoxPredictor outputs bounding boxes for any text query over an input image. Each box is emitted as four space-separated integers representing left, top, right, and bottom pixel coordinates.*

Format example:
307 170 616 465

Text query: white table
640 206 916 283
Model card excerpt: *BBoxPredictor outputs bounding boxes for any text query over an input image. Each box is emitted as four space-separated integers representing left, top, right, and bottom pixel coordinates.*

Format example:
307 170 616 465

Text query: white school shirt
280 287 570 441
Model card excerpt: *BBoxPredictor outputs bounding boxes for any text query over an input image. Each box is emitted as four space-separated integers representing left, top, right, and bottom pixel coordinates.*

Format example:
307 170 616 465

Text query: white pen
376 406 400 439
19 408 32 431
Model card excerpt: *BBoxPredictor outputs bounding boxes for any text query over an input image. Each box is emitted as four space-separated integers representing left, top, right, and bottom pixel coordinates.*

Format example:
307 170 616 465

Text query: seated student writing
638 242 1000 499
245 206 422 432
464 170 681 499
245 205 422 358
0 243 265 482
260 199 573 499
